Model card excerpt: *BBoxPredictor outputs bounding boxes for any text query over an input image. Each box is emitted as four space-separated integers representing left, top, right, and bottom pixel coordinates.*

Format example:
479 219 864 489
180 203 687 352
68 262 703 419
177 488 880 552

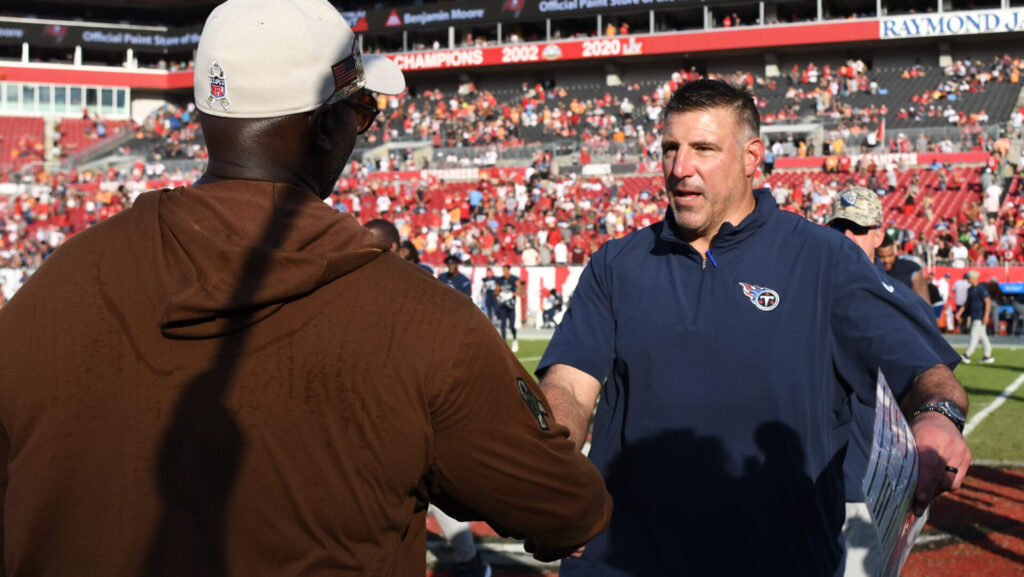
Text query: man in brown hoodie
0 1 612 575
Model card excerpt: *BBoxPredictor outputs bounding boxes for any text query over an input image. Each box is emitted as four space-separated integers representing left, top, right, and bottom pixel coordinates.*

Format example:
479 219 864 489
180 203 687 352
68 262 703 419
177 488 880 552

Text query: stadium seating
58 118 133 158
3 55 1020 275
763 166 982 239
0 116 45 172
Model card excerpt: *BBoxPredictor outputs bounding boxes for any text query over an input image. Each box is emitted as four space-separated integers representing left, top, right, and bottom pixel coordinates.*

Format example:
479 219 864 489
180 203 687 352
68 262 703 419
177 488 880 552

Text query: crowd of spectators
333 161 663 267
0 170 130 272
766 152 1024 270
3 149 1024 302
129 101 207 162
5 57 1024 298
5 134 45 167
347 57 1024 172
26 56 1002 179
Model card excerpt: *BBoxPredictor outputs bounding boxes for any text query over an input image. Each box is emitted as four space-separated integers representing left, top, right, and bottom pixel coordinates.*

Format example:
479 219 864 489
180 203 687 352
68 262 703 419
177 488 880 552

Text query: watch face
927 401 966 432
937 401 966 423
915 401 966 433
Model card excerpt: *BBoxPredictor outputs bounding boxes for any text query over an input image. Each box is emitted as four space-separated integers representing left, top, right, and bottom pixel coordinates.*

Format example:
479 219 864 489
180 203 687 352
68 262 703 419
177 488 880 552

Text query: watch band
912 401 966 433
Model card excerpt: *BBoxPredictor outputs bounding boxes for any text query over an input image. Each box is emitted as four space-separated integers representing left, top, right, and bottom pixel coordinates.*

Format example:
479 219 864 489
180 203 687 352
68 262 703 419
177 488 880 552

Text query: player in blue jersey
537 79 971 577
495 264 523 352
439 255 472 297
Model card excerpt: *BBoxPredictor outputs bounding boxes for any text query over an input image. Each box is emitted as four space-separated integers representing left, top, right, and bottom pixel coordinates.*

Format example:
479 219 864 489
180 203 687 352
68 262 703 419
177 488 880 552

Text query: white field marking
962 372 1024 438
914 533 948 546
517 356 542 362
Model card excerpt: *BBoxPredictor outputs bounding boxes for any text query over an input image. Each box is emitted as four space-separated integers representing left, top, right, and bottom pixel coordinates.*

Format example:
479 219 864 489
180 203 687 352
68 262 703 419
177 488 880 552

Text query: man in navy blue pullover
537 79 971 577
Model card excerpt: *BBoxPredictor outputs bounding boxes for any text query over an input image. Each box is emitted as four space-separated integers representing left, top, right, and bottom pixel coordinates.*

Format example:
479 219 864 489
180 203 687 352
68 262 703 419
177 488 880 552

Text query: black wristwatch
912 401 966 433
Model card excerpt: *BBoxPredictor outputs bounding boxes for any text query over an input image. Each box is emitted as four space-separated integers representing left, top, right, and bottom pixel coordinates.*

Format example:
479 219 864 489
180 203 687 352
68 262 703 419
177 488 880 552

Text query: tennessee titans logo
739 282 781 311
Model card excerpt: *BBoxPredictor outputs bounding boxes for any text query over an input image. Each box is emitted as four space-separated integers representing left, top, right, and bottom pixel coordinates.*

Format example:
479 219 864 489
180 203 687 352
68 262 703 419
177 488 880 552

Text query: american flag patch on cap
332 56 357 90
330 38 364 100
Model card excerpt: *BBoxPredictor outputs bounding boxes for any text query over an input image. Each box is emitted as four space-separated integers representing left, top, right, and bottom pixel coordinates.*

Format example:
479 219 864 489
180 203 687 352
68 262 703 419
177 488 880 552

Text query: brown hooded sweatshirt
0 181 611 576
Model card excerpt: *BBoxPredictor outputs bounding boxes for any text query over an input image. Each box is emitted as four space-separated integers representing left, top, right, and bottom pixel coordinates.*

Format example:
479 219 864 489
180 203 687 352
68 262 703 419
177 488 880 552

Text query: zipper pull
706 249 718 267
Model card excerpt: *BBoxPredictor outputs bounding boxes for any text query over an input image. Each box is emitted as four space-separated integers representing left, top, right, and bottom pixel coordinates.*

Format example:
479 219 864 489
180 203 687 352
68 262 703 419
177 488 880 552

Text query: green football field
511 340 1024 463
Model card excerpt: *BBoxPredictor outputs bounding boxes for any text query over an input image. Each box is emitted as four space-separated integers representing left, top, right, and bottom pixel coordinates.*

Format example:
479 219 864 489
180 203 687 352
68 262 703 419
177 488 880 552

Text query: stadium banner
0 20 201 53
880 7 1024 39
774 151 990 169
342 0 745 35
391 20 877 71
338 166 528 188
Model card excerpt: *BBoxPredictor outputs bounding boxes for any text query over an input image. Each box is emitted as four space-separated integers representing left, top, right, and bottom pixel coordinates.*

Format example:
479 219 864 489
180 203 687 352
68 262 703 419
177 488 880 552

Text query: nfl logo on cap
208 62 230 110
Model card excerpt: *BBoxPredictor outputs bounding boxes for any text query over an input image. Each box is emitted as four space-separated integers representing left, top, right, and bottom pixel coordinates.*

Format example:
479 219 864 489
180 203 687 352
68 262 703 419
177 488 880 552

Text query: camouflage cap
826 186 883 228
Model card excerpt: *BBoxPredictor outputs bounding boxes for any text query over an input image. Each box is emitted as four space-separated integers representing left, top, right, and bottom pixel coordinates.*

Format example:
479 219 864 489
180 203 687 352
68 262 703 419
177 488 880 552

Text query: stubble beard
668 201 707 242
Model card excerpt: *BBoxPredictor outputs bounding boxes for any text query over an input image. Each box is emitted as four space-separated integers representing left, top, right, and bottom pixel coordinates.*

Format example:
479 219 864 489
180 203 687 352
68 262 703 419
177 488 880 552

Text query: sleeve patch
517 377 550 431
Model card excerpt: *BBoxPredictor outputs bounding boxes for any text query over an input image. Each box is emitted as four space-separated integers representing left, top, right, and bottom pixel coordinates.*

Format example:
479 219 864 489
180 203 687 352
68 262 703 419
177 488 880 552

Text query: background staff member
876 234 931 304
956 270 995 364
827 186 962 577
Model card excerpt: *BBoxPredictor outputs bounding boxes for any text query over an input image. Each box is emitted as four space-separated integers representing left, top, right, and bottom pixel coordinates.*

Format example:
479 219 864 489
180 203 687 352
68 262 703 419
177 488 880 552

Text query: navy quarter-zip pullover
539 189 950 577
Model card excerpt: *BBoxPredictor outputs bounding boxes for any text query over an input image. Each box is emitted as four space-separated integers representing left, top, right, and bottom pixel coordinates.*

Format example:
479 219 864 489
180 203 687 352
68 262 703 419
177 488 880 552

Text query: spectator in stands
950 239 969 268
984 178 1002 219
0 2 612 575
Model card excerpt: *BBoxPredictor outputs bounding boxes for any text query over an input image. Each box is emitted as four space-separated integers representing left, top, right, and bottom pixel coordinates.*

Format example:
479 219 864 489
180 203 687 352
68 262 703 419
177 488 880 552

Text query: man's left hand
910 411 972 516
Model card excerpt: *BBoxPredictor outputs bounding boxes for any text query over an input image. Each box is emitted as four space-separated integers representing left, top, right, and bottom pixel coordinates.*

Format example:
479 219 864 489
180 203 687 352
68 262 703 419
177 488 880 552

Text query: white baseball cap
194 0 405 119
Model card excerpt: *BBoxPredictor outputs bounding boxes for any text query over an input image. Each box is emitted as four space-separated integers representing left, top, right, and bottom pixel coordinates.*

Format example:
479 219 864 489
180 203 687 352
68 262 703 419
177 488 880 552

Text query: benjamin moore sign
881 8 1024 38
340 0 733 33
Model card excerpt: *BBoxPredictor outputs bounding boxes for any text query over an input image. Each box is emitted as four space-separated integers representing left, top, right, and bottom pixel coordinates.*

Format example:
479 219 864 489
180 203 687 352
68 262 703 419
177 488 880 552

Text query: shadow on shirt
599 422 846 577
139 205 288 576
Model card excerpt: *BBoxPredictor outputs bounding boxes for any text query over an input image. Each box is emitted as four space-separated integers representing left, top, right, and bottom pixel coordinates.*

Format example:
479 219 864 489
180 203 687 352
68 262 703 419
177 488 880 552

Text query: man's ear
745 137 765 177
311 103 339 153
872 229 885 250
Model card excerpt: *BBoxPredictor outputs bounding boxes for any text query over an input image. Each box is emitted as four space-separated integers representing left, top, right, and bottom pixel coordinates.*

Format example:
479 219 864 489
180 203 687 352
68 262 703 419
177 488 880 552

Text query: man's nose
671 151 696 180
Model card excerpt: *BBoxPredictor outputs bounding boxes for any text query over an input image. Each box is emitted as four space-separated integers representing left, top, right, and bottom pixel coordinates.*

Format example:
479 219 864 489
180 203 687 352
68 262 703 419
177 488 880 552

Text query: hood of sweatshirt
135 180 387 339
